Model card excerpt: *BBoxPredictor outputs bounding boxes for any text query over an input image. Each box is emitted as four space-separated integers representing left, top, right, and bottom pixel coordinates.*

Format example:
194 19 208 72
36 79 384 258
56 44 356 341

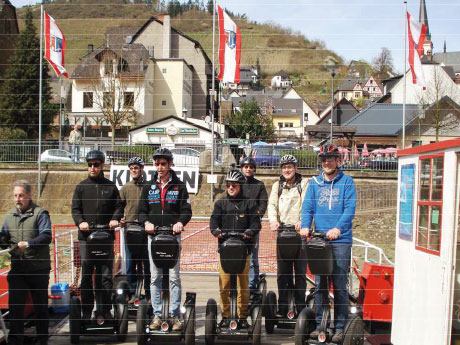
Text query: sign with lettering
222 138 249 145
146 127 165 134
110 165 199 194
180 128 198 134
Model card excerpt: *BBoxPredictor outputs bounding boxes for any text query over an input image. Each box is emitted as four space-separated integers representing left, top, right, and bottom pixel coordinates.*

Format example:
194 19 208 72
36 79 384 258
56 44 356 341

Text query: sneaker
171 316 183 331
238 318 250 329
310 329 320 340
149 316 161 330
218 318 229 328
127 296 136 304
331 330 344 343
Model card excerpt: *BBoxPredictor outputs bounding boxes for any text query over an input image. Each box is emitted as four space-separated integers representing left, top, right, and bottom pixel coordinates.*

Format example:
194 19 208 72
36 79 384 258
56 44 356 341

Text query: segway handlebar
88 224 110 231
309 231 327 239
279 223 296 232
221 231 245 240
154 225 173 235
123 220 141 226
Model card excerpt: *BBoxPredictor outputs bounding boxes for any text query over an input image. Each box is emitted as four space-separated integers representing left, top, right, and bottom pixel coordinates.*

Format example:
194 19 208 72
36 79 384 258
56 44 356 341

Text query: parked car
40 149 73 163
251 145 293 167
169 147 200 166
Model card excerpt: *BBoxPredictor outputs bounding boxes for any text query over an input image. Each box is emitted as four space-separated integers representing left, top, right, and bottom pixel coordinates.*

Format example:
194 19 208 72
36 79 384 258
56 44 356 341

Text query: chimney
163 15 171 59
444 40 447 53
88 44 94 54
148 46 154 59
125 35 132 45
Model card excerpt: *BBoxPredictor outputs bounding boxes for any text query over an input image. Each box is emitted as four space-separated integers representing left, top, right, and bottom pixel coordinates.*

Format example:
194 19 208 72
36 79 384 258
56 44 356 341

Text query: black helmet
153 147 173 162
86 150 105 163
280 154 297 167
128 156 145 167
225 169 246 184
318 143 339 158
240 156 256 169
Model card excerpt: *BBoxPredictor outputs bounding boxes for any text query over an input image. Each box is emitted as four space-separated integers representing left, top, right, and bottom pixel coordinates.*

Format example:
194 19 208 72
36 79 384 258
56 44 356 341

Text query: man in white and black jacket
138 148 192 332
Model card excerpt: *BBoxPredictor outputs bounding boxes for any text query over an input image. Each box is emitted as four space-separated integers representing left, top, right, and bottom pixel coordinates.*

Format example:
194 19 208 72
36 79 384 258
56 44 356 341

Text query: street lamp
182 107 188 121
330 69 336 143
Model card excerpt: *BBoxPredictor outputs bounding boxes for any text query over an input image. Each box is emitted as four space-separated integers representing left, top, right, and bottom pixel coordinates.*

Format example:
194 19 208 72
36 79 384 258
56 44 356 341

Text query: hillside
16 3 349 104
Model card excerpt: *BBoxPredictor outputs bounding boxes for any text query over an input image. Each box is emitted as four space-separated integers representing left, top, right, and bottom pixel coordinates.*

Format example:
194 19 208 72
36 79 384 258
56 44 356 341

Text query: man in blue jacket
301 143 356 343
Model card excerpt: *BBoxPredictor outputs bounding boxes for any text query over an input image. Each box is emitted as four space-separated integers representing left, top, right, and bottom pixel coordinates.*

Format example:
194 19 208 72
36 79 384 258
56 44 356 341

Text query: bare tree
372 47 394 79
90 50 144 148
415 66 460 141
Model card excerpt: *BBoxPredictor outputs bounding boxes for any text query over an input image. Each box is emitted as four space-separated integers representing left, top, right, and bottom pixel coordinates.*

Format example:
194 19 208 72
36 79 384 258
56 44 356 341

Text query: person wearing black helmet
301 143 356 343
239 156 268 294
116 157 150 303
71 150 124 321
210 169 261 329
138 147 192 331
267 154 309 318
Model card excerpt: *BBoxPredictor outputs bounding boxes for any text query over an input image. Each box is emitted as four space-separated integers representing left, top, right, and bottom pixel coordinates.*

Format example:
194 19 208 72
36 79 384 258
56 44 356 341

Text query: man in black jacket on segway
71 150 124 321
138 148 192 332
210 169 261 330
240 157 268 296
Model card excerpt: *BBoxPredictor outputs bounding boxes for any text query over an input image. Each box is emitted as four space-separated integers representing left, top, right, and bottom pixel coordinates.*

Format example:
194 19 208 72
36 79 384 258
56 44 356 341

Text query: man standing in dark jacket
1 180 51 345
71 150 123 321
240 157 267 293
210 169 261 330
138 148 192 331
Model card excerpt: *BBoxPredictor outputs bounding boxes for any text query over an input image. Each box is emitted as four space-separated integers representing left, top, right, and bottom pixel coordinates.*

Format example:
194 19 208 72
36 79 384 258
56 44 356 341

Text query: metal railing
0 140 399 171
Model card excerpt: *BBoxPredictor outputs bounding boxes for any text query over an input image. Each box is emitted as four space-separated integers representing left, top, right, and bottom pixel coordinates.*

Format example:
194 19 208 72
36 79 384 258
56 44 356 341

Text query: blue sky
10 0 460 73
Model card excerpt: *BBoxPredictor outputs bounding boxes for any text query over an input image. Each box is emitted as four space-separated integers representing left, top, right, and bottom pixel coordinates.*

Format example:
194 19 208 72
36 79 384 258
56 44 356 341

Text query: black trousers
79 241 113 316
276 240 307 315
7 268 50 345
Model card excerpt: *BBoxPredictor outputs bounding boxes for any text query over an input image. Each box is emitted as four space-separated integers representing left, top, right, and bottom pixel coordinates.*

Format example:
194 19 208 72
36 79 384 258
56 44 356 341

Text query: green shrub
116 145 157 163
284 149 318 168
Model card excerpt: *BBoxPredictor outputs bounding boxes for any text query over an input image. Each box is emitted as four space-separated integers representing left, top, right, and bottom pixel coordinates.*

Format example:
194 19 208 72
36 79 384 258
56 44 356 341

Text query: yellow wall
272 115 301 128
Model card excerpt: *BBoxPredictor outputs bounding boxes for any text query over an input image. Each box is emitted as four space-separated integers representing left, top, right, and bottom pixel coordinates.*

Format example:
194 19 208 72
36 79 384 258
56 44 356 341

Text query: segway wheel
136 299 149 345
115 294 128 341
294 307 316 345
205 299 217 345
342 315 364 345
264 291 277 334
69 296 82 344
258 277 267 309
184 306 196 345
251 305 262 345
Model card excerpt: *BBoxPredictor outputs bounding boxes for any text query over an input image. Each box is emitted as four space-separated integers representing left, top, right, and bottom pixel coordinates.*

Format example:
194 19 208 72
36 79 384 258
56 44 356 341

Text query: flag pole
402 1 407 149
59 76 63 149
210 0 216 204
38 3 44 197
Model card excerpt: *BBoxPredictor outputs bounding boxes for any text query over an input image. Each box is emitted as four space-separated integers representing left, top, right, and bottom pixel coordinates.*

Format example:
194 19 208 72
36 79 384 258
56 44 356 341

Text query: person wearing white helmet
267 154 309 317
210 169 261 330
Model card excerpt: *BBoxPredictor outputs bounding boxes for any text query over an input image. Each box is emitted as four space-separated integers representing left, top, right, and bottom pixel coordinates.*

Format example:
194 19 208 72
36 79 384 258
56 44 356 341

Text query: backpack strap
278 179 302 198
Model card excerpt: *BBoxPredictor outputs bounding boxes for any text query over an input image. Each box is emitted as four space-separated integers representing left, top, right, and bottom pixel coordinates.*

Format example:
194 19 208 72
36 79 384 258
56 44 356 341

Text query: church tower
419 0 433 56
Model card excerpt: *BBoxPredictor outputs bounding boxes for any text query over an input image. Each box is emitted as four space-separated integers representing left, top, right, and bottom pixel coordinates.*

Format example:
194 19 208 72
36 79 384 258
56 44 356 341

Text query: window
416 155 444 254
162 68 167 73
354 92 360 98
278 123 284 128
285 123 293 128
162 100 167 106
412 140 422 147
341 92 347 98
83 92 93 108
124 92 134 107
104 60 114 75
103 92 114 109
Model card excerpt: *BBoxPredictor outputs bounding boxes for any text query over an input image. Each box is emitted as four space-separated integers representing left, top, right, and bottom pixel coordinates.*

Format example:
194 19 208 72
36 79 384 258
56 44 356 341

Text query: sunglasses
320 156 337 163
155 162 168 167
87 162 101 168
226 182 239 188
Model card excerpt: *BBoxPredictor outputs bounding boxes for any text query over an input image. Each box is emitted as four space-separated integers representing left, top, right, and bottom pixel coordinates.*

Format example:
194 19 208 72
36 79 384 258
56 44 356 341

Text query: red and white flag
407 11 427 88
44 11 68 78
217 5 241 84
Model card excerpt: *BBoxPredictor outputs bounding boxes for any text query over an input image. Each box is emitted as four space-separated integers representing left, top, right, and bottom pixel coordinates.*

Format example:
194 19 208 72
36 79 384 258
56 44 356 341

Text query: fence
0 140 399 172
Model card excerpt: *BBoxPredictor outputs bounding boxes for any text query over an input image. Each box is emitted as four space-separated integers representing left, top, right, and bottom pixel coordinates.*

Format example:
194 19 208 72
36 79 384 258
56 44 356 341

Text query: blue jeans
314 242 352 331
249 234 259 290
148 235 181 317
72 144 80 163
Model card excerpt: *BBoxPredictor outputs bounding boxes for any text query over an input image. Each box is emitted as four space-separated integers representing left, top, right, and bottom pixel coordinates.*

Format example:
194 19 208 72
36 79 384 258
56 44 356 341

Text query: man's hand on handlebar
300 227 310 238
145 222 155 234
109 220 119 229
119 217 126 227
270 221 280 231
295 220 301 231
173 222 184 234
79 222 89 231
326 228 341 240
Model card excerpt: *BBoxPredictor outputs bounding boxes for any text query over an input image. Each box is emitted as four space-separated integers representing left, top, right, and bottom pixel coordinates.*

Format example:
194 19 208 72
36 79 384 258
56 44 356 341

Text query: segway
264 224 304 333
124 220 149 318
205 232 264 345
69 224 129 344
295 232 364 345
136 226 196 345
